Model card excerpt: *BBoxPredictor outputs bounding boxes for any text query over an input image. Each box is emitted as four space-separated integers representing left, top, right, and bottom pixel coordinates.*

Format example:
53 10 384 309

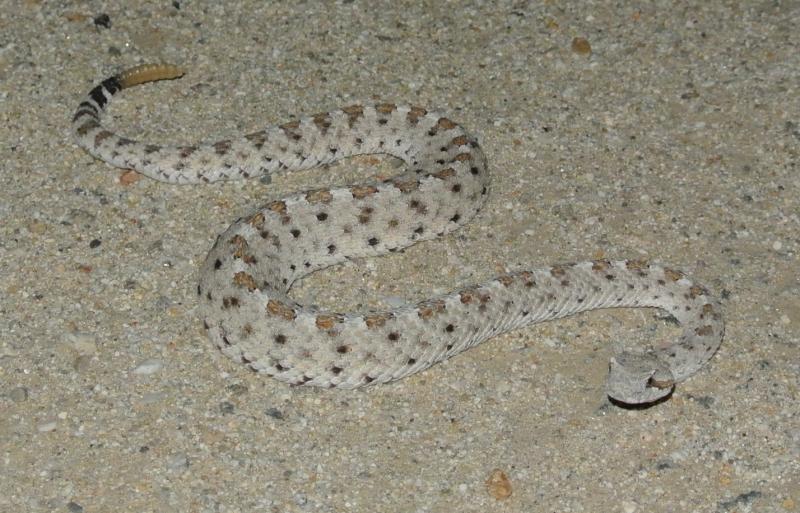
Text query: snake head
606 351 676 405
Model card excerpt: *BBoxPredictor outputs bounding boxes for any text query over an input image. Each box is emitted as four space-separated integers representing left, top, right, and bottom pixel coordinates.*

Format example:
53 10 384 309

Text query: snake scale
72 64 724 404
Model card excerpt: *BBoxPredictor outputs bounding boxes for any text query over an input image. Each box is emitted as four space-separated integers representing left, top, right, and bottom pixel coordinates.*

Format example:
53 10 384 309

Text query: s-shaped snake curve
72 64 723 404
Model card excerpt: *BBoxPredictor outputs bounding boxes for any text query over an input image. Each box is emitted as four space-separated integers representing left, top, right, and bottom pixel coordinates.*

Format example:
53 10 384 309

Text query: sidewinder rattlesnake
72 64 724 404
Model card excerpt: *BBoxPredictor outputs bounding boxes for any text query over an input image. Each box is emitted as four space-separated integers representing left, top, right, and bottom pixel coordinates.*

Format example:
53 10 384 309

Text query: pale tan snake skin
72 64 724 404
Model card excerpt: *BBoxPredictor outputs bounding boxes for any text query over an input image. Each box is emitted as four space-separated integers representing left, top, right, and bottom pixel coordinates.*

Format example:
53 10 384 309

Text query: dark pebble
265 407 284 420
93 14 111 28
219 401 235 414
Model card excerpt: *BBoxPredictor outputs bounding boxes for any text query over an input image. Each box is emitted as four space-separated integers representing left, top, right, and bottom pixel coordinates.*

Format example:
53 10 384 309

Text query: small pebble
265 407 284 420
9 386 29 402
37 420 58 432
28 220 47 234
133 359 163 375
485 469 512 500
93 13 111 28
119 170 141 185
571 37 592 55
67 501 84 513
64 12 89 22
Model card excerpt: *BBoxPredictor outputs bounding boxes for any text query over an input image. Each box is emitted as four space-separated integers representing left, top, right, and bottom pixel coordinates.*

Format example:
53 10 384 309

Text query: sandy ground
1 1 798 512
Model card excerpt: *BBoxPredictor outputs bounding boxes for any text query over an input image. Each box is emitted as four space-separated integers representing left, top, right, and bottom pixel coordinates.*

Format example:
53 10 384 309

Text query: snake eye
646 376 674 389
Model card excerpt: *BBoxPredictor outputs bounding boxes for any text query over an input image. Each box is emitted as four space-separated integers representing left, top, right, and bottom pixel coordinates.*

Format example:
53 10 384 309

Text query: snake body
72 64 723 404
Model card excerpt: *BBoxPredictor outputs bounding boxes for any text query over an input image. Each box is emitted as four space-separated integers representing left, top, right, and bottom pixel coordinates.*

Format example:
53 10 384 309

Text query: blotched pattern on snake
72 64 723 404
